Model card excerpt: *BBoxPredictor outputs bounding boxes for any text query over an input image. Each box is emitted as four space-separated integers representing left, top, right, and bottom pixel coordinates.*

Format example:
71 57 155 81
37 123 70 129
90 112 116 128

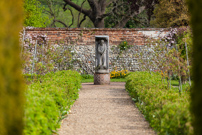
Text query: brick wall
25 27 169 46
24 28 170 74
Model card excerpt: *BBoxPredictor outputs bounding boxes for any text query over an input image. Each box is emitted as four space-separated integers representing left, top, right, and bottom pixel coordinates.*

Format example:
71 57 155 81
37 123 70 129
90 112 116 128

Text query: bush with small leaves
125 72 192 135
23 70 81 134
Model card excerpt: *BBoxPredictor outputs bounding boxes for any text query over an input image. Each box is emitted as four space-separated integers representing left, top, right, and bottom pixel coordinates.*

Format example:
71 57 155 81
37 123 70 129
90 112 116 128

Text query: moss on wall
0 1 24 135
187 0 202 134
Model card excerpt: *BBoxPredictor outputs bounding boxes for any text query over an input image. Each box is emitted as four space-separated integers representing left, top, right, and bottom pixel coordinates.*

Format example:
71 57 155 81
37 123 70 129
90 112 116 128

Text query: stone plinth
94 73 110 85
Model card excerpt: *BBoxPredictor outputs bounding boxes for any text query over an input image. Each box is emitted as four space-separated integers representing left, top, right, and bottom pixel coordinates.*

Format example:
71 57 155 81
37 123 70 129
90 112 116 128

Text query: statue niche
95 36 109 73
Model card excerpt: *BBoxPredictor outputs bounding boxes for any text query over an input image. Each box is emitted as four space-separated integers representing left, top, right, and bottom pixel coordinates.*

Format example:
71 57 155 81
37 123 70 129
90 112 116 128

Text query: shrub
125 72 193 135
23 70 81 134
0 1 25 135
24 0 50 27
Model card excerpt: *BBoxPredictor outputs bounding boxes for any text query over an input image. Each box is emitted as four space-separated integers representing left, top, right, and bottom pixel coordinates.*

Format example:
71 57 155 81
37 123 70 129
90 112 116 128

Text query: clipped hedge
125 72 192 135
23 70 81 134
0 1 24 135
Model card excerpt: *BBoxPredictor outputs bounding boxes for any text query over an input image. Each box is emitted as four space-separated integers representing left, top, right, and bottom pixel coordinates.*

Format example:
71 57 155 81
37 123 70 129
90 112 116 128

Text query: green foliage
187 0 202 134
81 78 94 83
125 72 193 135
81 74 93 83
24 0 50 27
151 0 189 27
23 70 81 134
81 74 94 79
105 9 150 28
0 1 25 135
118 41 132 52
176 27 193 60
136 28 193 89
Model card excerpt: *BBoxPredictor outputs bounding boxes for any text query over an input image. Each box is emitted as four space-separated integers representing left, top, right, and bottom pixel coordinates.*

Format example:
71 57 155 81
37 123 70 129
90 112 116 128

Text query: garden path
58 82 156 135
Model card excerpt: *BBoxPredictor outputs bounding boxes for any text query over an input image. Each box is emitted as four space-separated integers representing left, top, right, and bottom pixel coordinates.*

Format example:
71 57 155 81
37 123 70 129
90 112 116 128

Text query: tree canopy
24 0 50 27
151 0 189 27
24 0 190 28
37 0 158 28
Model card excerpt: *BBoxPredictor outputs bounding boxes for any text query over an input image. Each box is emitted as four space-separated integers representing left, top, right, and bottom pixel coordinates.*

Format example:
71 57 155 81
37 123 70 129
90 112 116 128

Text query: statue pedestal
94 73 110 85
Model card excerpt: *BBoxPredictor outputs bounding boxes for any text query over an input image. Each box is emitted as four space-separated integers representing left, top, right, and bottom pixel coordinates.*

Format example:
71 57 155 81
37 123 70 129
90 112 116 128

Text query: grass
80 74 190 90
81 79 94 83
171 80 191 91
81 78 127 83
110 78 126 82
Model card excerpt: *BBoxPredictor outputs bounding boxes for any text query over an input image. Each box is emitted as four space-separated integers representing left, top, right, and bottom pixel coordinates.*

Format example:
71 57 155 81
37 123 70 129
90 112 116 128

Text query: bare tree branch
68 7 74 28
54 19 68 27
44 0 70 27
114 9 145 28
78 15 87 27
106 0 119 7
77 0 87 27
63 0 90 16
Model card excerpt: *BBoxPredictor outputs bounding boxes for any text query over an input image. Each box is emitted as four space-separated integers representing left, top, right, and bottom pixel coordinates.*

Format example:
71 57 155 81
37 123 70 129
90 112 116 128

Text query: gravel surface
58 82 156 135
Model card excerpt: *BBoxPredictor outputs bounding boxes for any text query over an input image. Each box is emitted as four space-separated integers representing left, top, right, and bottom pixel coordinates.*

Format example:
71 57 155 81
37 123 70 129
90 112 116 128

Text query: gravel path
58 82 156 135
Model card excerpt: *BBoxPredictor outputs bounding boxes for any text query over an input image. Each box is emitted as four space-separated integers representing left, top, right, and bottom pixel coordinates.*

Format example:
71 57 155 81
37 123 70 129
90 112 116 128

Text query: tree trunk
181 75 186 84
93 19 105 28
114 17 131 28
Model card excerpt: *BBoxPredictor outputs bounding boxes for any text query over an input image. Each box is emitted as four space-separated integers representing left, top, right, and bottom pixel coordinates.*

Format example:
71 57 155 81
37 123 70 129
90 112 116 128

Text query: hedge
125 72 193 135
0 1 24 135
187 0 202 134
23 70 81 134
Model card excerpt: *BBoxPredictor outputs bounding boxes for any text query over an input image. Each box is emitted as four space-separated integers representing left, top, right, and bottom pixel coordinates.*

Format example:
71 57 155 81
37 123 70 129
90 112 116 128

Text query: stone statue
97 39 106 69
95 36 109 74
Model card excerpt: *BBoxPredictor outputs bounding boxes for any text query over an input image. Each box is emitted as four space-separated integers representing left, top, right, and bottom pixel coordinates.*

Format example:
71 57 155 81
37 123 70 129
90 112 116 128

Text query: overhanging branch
63 0 90 16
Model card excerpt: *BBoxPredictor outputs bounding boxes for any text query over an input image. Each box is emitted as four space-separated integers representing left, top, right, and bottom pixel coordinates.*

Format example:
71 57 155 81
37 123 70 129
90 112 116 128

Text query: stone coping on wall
25 27 170 31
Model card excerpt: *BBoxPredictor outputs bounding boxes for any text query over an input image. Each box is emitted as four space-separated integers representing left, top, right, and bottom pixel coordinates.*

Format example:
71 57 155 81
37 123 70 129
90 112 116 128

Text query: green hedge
23 70 81 134
125 72 192 135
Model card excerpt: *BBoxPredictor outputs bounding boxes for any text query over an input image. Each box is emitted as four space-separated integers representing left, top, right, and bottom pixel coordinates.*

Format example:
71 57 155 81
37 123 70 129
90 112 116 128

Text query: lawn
81 78 127 83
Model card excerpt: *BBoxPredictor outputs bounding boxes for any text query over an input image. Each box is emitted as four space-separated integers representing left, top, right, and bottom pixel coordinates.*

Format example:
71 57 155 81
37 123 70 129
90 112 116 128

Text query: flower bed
110 69 128 79
23 70 81 134
125 72 192 135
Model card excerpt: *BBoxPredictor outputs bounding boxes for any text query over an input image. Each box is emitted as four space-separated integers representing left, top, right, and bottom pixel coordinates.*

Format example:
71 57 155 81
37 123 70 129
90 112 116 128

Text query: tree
39 0 94 27
62 0 156 28
105 0 158 28
0 0 24 135
24 0 50 27
187 0 202 134
151 0 189 28
40 0 157 28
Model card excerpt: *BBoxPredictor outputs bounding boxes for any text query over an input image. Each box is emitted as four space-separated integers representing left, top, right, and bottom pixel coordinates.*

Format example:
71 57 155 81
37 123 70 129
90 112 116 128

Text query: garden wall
24 28 169 74
25 27 169 46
